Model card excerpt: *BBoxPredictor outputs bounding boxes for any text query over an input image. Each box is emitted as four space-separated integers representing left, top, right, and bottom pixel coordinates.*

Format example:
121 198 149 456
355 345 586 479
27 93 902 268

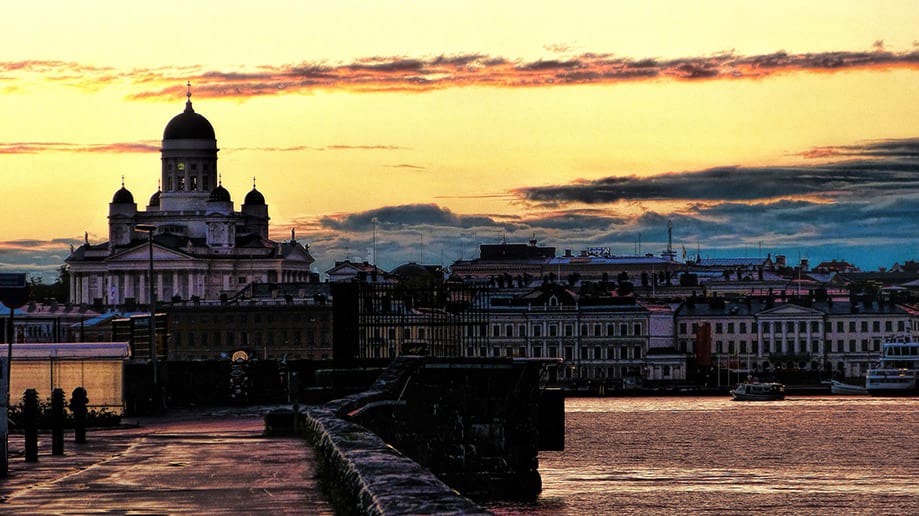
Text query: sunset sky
3 1 919 281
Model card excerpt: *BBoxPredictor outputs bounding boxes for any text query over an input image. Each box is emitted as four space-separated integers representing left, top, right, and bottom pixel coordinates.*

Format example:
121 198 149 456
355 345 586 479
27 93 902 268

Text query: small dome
208 184 232 203
391 262 437 282
149 189 161 207
112 186 134 204
163 92 215 140
244 187 265 205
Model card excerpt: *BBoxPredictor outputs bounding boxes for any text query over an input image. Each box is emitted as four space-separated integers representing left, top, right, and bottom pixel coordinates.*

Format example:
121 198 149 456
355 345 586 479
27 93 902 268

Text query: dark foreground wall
299 356 563 510
303 405 489 515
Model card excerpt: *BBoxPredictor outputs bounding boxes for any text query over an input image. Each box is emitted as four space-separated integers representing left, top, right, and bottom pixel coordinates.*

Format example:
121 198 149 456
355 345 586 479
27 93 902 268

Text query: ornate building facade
67 86 314 307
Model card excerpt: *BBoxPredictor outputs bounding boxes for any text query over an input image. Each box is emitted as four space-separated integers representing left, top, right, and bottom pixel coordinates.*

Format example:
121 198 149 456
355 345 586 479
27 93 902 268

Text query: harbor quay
0 406 335 515
0 353 560 515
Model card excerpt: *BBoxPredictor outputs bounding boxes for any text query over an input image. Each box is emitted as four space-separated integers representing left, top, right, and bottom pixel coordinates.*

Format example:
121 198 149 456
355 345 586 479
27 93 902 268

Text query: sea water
487 396 919 515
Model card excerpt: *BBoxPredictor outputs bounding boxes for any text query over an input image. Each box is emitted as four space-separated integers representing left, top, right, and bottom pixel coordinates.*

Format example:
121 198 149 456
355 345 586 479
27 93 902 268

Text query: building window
607 324 615 336
565 325 574 337
533 325 542 337
739 322 747 334
519 324 527 337
727 323 735 333
594 324 602 336
177 176 185 191
549 324 558 337
619 323 627 336
679 323 687 335
633 323 641 336
190 176 198 191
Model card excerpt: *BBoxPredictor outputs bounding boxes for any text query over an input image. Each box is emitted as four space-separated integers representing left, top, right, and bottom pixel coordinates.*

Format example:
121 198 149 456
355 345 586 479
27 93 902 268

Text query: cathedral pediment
757 303 823 317
108 243 194 263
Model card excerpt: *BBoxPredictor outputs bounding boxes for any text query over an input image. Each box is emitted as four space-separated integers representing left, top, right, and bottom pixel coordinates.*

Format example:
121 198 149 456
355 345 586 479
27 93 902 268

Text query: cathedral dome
163 85 215 140
149 189 161 207
208 184 232 203
163 104 215 140
244 187 265 206
112 186 134 204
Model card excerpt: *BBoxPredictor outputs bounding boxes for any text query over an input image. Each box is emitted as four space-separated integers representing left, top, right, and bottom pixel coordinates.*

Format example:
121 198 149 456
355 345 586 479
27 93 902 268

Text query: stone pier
298 356 564 514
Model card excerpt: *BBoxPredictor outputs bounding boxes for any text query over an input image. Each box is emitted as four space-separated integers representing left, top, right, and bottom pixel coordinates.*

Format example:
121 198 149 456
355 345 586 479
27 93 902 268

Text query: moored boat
730 382 785 401
830 379 868 395
865 342 919 396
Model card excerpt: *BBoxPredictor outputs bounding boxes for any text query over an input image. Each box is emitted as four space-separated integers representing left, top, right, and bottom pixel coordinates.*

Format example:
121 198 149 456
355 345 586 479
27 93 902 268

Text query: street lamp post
135 224 158 410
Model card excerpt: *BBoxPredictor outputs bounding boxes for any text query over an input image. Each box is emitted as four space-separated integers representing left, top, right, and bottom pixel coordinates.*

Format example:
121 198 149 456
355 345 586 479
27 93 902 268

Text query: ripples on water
488 396 918 515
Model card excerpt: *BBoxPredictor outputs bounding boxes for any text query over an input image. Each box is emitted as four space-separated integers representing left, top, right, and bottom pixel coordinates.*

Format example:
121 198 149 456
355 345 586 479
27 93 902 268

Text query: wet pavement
0 406 335 515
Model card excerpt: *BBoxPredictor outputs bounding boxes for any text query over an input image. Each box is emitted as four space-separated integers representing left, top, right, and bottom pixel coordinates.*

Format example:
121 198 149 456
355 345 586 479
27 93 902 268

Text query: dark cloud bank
9 139 919 282
302 139 919 274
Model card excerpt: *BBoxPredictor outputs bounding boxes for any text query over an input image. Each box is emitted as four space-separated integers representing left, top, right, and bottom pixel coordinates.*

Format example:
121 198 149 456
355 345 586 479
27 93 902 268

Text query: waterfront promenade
0 406 334 515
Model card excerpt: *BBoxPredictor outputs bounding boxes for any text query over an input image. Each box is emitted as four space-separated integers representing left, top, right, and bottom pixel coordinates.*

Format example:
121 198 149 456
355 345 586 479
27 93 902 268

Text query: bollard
70 387 89 444
51 388 65 456
22 389 39 462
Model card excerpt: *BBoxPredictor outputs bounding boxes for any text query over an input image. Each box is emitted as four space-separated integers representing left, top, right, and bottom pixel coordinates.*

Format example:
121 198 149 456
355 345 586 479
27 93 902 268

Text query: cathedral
66 85 315 307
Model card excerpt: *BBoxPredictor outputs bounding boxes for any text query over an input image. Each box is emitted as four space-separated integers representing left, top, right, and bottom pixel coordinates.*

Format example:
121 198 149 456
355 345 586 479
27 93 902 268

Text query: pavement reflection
0 406 334 515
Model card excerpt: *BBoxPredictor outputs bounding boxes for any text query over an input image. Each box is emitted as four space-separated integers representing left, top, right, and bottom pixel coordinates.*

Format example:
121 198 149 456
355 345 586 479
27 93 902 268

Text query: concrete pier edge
302 405 491 516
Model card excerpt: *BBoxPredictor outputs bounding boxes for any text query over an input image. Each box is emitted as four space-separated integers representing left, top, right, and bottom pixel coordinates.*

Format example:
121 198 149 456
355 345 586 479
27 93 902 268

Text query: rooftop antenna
667 220 673 256
371 217 377 266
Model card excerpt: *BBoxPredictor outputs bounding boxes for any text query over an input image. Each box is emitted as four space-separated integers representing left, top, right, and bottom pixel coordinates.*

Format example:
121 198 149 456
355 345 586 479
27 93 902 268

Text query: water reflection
489 396 919 515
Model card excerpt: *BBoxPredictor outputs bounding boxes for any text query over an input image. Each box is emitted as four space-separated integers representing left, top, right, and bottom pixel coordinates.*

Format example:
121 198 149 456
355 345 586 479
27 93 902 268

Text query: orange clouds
0 141 159 154
4 48 918 101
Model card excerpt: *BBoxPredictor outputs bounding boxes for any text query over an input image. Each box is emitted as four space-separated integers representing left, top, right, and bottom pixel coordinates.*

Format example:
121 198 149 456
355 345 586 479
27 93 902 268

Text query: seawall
303 404 488 515
289 356 564 514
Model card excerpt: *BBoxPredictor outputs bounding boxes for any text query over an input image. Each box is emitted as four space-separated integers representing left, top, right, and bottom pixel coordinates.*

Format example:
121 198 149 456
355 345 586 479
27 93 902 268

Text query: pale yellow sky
2 1 919 273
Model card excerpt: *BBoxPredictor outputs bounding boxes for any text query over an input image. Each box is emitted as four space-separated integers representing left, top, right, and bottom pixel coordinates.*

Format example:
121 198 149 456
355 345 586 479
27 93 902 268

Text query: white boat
830 380 868 395
866 342 919 396
730 382 785 401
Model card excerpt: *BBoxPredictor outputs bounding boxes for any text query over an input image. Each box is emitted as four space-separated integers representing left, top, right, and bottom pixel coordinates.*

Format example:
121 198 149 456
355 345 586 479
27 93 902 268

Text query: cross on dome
184 81 194 113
